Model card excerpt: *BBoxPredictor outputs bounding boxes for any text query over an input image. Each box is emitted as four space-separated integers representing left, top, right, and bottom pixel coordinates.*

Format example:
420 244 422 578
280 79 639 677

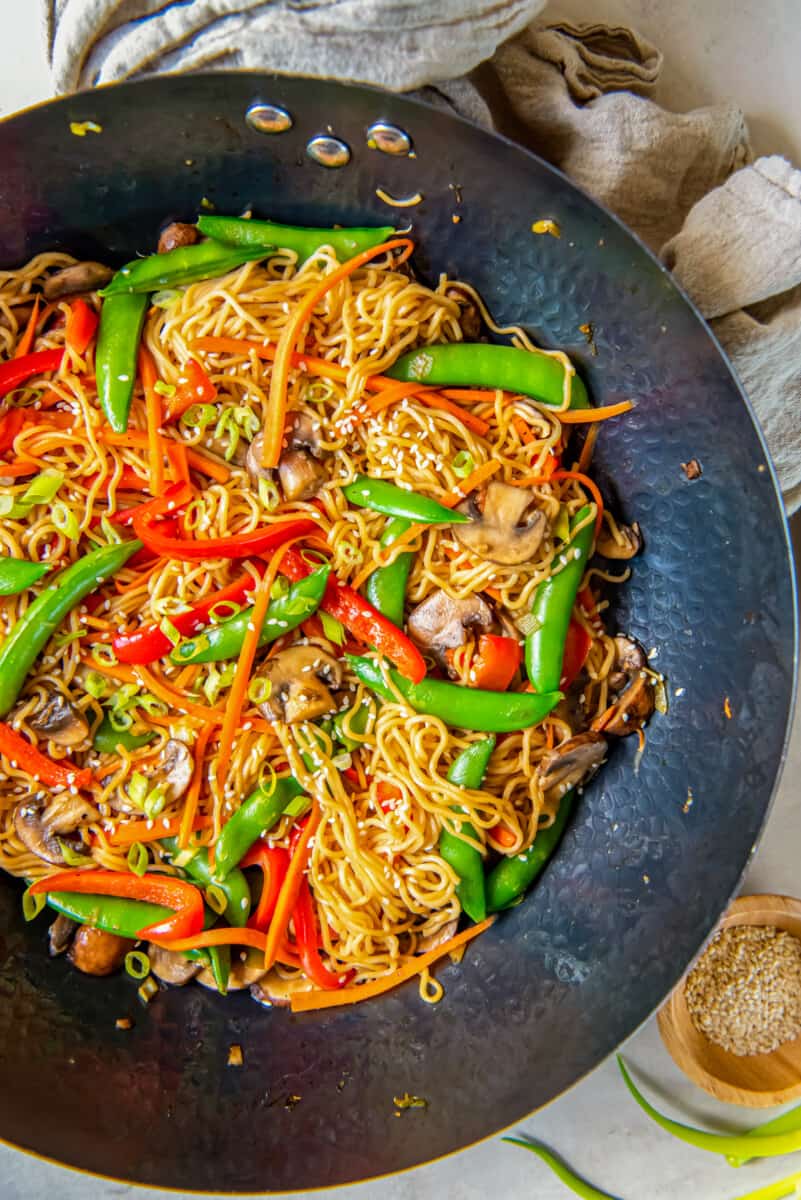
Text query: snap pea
95 292 148 432
101 238 270 296
525 506 595 693
347 654 561 733
185 942 231 995
0 557 48 595
343 475 468 525
364 517 413 628
0 538 142 717
45 892 173 939
387 343 590 410
440 737 495 923
213 776 306 879
170 566 329 665
197 215 395 264
323 701 371 752
162 838 250 927
485 790 575 912
729 1104 801 1167
93 713 156 754
503 1139 618 1200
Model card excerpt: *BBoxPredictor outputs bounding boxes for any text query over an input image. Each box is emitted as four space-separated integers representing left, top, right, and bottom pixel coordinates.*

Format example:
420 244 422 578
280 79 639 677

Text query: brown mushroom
408 589 492 664
596 521 642 560
26 688 88 748
250 969 314 1008
278 449 328 502
14 792 96 865
48 914 76 957
158 222 199 255
43 262 113 300
68 927 132 976
607 635 647 693
454 482 548 565
255 644 343 724
148 944 202 986
539 731 607 803
603 675 655 737
247 414 327 501
197 950 266 992
161 739 193 801
416 917 458 953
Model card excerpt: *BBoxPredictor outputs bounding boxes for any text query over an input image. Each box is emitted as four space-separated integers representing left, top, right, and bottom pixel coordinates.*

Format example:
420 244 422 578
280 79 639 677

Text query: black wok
0 74 795 1193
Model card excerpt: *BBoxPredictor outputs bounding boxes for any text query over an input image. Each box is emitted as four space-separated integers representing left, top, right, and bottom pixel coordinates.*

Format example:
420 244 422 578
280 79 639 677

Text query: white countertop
1 2 799 1198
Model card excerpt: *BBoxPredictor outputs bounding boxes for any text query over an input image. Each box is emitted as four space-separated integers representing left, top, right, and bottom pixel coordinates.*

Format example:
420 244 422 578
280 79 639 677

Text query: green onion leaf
257 477 280 511
91 643 119 667
205 884 227 916
143 784 167 820
180 403 216 431
284 793 311 819
52 501 80 541
451 451 474 479
22 886 45 922
0 469 64 519
154 380 176 398
257 760 277 795
553 503 571 545
84 670 110 698
247 676 272 705
152 290 182 309
320 611 345 646
137 975 159 1003
126 841 149 877
110 708 133 732
53 627 84 650
503 1138 618 1200
57 839 94 867
125 950 151 980
158 616 182 647
208 600 242 623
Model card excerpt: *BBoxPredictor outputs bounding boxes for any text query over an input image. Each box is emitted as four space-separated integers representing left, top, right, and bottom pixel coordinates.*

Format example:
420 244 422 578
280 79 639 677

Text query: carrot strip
577 422 600 476
167 440 190 485
14 298 40 359
490 823 517 848
263 802 322 970
0 461 39 478
365 382 489 435
180 724 212 849
442 459 502 507
291 915 495 1012
152 928 269 952
513 415 535 445
98 428 231 484
185 446 230 484
135 663 226 725
262 238 413 468
555 399 634 424
114 558 164 593
102 814 214 847
511 469 604 536
138 345 165 497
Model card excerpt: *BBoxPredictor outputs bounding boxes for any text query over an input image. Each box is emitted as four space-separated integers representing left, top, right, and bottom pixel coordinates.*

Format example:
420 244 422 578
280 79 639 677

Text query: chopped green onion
202 661 234 704
205 884 227 916
22 886 45 922
152 290 182 309
91 643 118 667
137 975 159 1004
339 543 363 566
128 772 149 808
516 612 540 637
53 628 85 650
99 515 123 544
451 451 474 479
257 760 277 795
84 670 110 698
503 1138 617 1200
109 708 134 732
257 477 280 511
180 403 216 431
159 616 182 647
553 503 571 544
247 676 272 705
125 950 151 980
284 793 311 819
200 196 215 211
332 751 352 771
0 470 64 519
127 841 149 877
57 840 94 867
208 600 242 624
300 548 328 569
154 380 176 398
320 611 345 646
52 501 80 541
143 784 167 820
214 405 260 461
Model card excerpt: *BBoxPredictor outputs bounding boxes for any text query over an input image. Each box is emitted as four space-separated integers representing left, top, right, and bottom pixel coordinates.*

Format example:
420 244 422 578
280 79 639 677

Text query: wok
0 74 795 1193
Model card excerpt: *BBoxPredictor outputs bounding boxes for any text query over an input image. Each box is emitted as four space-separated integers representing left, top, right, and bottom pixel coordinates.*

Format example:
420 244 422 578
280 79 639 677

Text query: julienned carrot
577 422 600 476
264 802 322 970
180 723 213 849
524 469 604 536
98 429 230 484
444 387 634 425
513 415 535 445
262 238 414 468
167 440 190 485
138 345 165 497
490 823 517 848
151 927 268 953
14 298 40 359
102 814 214 847
365 381 489 436
290 915 495 1012
442 459 502 507
0 461 39 478
135 662 228 727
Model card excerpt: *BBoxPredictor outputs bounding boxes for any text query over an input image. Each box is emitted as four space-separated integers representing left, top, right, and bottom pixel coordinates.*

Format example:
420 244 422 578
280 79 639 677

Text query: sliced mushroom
197 950 266 992
14 793 96 865
603 675 655 737
68 927 132 976
148 944 202 986
454 482 548 566
408 589 492 663
278 449 328 502
43 262 113 300
161 739 193 801
246 432 271 485
596 521 642 560
158 222 199 255
255 645 343 724
248 414 327 500
48 914 76 957
250 969 314 1008
608 635 647 694
416 917 458 953
26 688 89 748
539 731 607 803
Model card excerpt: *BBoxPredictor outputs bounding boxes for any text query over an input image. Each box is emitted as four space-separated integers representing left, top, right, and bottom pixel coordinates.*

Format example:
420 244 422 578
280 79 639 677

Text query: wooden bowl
658 894 801 1107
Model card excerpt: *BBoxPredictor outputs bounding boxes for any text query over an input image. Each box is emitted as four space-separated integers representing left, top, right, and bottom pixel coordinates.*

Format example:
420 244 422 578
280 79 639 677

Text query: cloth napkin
40 3 801 512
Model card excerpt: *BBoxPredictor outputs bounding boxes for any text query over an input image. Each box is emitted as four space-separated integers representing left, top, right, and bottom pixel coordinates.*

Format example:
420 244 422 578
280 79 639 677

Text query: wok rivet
366 122 413 156
245 102 293 134
306 135 351 168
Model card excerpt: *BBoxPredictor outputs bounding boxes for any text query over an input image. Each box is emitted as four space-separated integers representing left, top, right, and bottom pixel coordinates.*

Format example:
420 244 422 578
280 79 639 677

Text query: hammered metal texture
0 74 795 1194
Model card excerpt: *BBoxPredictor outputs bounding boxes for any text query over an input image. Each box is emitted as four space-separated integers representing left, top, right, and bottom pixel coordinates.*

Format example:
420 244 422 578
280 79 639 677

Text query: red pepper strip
65 300 99 357
470 634 521 691
113 562 267 663
164 358 217 422
133 482 319 562
241 842 290 932
0 721 92 791
0 349 63 399
28 869 204 939
560 619 592 690
292 875 351 990
0 409 25 455
83 465 151 494
280 548 426 684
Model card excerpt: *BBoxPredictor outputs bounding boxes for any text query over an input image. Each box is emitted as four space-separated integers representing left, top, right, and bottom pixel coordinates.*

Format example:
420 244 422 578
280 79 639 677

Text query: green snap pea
45 892 172 939
101 238 270 296
347 654 562 733
0 557 48 595
343 475 469 525
328 702 371 752
440 737 495 923
365 517 413 627
197 215 395 264
95 292 148 432
0 538 142 717
525 506 595 693
729 1104 801 1167
486 790 575 913
213 776 306 879
503 1139 619 1200
387 343 590 410
162 838 250 926
170 566 329 665
93 713 156 754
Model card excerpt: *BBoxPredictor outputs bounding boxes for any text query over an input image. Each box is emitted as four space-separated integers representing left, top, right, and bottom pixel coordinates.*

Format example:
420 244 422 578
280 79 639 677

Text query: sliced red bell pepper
0 408 25 456
165 358 217 422
241 841 289 932
0 721 92 791
28 868 204 939
470 634 521 691
0 349 63 399
560 618 592 690
83 465 151 495
292 875 350 990
65 300 99 357
280 548 425 683
113 561 267 663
